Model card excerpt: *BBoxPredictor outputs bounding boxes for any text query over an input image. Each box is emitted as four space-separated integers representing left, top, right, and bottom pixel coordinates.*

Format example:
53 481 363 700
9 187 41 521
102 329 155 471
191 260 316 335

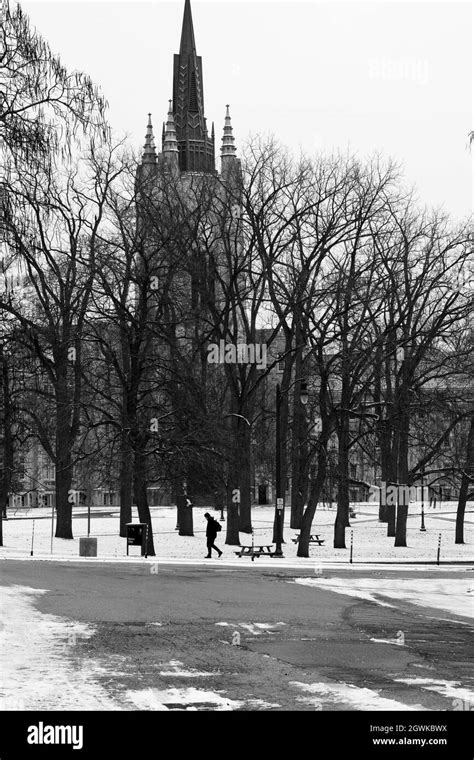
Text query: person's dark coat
206 517 219 541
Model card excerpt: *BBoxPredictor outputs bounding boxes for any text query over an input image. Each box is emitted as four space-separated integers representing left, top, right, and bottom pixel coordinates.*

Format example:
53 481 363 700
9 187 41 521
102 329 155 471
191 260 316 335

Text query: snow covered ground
1 502 473 564
289 681 427 711
0 585 118 710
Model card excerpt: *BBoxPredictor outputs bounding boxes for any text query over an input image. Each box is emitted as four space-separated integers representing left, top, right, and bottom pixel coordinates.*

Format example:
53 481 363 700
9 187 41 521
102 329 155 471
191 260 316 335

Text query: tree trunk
54 374 74 539
378 495 387 522
237 418 252 534
279 381 290 530
1 349 12 523
133 446 155 556
225 479 240 546
386 503 396 537
384 426 398 539
333 512 346 549
290 390 307 530
378 424 393 522
119 429 133 537
0 364 4 546
334 413 350 548
374 346 387 522
297 446 327 557
55 454 73 539
456 476 468 545
456 414 474 544
177 493 194 536
393 397 410 546
394 499 408 547
289 341 304 530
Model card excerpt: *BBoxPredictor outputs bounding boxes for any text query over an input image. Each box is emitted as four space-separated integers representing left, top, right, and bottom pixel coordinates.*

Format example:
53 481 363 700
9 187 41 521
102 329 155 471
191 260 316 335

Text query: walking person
204 512 222 558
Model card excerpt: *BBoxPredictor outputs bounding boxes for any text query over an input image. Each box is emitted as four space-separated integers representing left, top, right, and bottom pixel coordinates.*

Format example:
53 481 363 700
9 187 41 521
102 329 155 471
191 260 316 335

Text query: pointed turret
163 99 179 167
136 114 157 216
142 113 157 166
172 0 215 173
221 105 237 177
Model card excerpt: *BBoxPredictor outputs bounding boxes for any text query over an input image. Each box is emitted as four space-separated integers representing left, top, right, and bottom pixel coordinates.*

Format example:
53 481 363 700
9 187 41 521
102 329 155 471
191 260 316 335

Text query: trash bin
126 523 147 556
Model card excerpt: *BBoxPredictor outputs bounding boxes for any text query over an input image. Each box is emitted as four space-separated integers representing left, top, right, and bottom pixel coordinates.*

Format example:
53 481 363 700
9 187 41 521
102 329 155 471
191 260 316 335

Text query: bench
235 544 277 561
291 533 325 546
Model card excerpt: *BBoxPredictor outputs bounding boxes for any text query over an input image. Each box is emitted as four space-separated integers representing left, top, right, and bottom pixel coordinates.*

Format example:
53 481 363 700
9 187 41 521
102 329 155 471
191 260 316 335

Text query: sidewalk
1 502 473 565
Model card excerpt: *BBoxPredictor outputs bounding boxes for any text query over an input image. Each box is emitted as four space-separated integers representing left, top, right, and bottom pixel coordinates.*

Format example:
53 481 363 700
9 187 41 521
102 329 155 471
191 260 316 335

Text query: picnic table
235 544 276 561
291 533 325 546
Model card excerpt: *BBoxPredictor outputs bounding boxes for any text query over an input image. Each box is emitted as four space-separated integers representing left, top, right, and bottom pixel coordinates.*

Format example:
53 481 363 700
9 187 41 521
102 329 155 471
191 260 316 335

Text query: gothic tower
138 0 239 184
172 0 215 174
135 0 242 501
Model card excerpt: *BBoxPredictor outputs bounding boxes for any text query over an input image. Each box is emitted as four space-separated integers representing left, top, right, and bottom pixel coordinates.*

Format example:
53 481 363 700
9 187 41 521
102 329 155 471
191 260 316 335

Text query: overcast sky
22 0 472 220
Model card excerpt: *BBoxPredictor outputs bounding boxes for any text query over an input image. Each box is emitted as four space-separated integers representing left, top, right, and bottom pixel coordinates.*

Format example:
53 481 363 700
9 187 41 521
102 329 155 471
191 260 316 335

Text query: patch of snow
246 699 281 709
125 687 244 711
236 622 285 636
0 585 119 710
158 660 216 677
293 578 474 620
216 621 286 636
123 689 169 710
293 578 394 607
290 681 427 711
370 634 405 646
394 678 474 703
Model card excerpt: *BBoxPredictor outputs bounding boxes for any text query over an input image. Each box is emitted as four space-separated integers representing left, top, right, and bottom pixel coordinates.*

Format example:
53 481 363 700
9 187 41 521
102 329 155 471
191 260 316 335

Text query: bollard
350 530 353 564
30 519 35 556
437 533 442 565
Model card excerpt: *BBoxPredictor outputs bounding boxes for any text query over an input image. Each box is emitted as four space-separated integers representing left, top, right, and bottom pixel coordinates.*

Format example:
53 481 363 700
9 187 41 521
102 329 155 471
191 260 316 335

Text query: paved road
1 560 473 711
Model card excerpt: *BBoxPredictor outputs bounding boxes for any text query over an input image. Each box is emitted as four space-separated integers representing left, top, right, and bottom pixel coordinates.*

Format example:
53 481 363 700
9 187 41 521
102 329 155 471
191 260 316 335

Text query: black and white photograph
0 0 473 754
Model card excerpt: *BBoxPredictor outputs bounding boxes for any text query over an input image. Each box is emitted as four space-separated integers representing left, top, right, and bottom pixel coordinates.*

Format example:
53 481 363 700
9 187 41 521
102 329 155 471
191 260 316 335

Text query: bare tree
370 199 472 545
1 0 108 167
0 147 119 538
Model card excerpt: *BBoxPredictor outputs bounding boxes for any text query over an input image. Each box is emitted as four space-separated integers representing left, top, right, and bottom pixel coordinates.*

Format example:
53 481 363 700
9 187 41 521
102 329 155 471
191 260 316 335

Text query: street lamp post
420 469 426 532
274 383 284 557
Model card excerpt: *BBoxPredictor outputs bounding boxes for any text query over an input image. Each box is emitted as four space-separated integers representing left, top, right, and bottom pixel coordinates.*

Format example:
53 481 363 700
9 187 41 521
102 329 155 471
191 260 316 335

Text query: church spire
179 0 197 56
142 113 157 165
172 0 215 173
